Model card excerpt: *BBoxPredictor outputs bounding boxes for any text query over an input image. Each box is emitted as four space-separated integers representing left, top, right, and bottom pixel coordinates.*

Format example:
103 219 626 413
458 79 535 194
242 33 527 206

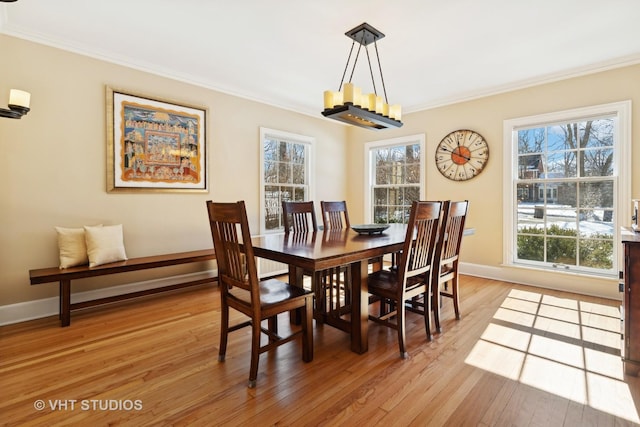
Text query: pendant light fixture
0 89 31 119
322 22 402 130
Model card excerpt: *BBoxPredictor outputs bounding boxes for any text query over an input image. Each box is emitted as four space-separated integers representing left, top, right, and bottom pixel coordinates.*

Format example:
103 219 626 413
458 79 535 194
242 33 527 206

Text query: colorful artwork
107 87 208 192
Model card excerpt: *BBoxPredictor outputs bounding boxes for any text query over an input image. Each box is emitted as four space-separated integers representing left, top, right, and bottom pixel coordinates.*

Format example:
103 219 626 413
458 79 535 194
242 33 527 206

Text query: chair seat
368 269 425 300
229 278 312 307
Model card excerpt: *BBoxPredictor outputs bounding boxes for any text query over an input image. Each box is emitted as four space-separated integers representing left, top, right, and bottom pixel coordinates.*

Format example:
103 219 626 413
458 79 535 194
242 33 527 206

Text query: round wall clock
435 129 489 181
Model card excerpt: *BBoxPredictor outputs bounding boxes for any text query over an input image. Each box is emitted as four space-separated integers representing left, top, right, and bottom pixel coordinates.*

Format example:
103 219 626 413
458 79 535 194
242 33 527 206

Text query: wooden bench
29 249 216 327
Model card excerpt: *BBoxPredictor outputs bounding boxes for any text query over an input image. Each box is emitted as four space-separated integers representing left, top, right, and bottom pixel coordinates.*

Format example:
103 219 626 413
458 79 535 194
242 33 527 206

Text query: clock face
435 129 489 181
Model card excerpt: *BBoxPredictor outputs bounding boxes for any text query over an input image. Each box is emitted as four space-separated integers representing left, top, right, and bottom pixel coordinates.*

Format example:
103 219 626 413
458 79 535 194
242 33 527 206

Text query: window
503 101 631 277
260 128 314 233
364 134 425 224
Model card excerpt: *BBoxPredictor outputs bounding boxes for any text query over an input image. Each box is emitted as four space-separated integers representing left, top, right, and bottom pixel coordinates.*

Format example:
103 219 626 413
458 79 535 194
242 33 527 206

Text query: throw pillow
84 224 128 267
56 225 100 269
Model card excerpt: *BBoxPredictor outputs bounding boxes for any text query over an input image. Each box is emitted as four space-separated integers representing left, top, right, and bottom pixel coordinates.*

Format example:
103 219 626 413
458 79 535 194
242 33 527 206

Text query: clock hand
439 146 471 162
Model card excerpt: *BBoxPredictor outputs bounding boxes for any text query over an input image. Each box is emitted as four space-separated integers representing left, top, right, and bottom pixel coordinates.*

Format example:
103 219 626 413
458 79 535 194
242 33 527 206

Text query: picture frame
106 86 208 193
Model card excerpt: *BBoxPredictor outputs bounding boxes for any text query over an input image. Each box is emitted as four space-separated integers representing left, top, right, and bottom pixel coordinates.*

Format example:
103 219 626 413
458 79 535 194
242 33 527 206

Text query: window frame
259 127 315 234
364 134 426 224
502 101 632 278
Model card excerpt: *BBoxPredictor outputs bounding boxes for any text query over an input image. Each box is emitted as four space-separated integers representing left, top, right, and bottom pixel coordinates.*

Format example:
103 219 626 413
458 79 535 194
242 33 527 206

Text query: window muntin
513 113 620 275
260 128 313 233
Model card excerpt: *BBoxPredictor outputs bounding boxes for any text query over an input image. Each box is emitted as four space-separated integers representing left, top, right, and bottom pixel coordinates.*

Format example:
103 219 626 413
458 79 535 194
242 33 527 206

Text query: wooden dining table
250 223 407 354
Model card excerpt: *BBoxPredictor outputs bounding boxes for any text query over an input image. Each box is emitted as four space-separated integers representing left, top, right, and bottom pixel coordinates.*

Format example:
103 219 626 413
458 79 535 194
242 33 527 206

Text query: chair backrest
282 201 318 233
398 201 443 284
206 200 260 306
320 201 350 230
436 200 469 267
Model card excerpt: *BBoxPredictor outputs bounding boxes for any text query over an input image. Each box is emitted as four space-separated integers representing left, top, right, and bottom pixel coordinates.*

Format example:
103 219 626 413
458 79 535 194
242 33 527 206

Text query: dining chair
318 200 355 320
320 200 350 230
206 200 314 388
282 200 318 233
431 200 469 331
282 200 329 321
367 200 443 358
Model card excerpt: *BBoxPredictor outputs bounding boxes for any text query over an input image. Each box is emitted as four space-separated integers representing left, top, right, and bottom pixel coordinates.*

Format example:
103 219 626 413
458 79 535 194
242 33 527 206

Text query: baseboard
1 263 619 326
0 269 217 326
460 262 620 301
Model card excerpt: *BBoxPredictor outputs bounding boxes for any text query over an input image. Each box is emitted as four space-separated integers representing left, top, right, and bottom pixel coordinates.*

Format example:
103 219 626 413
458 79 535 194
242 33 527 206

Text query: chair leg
302 297 314 362
397 304 408 359
248 319 262 388
432 281 442 334
452 275 461 320
268 316 278 341
218 302 229 362
424 284 433 342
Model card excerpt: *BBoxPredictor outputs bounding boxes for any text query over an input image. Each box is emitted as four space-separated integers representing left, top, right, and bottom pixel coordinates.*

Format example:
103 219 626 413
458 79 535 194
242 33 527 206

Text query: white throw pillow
84 224 128 267
56 226 93 268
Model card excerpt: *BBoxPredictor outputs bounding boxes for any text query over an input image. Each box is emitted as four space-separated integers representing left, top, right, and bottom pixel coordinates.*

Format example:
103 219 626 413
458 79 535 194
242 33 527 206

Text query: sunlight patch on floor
465 289 639 424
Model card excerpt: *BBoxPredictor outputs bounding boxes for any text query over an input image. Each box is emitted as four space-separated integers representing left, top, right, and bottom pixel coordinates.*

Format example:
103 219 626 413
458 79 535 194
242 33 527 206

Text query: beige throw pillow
56 226 94 268
84 224 128 267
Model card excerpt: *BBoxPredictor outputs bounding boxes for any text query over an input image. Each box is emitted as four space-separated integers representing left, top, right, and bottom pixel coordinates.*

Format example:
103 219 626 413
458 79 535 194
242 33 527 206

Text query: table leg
289 265 304 324
350 260 368 354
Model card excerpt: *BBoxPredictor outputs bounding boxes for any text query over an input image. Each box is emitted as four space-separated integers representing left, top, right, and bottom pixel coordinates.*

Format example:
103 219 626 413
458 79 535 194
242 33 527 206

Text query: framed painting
106 86 208 192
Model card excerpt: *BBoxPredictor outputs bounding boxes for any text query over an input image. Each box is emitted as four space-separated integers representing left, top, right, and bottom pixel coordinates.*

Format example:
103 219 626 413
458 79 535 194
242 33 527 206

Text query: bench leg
59 280 71 327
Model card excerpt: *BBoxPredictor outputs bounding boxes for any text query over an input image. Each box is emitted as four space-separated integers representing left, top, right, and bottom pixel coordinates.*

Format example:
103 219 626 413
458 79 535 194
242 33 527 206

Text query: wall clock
435 129 489 181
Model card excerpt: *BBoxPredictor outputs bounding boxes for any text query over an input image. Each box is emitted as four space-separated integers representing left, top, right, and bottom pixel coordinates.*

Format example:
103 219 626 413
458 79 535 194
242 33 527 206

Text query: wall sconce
0 89 31 119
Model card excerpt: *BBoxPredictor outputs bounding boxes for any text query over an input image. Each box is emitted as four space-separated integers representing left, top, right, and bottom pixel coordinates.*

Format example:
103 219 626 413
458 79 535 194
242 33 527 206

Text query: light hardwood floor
1 275 639 426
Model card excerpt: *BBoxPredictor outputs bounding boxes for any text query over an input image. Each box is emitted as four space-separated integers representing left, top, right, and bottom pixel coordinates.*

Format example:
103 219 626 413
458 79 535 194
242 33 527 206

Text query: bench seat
29 249 216 326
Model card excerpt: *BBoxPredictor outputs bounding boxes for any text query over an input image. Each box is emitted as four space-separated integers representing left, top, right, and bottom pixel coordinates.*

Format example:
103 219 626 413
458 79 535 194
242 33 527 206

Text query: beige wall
0 35 347 306
2 33 639 313
347 63 640 297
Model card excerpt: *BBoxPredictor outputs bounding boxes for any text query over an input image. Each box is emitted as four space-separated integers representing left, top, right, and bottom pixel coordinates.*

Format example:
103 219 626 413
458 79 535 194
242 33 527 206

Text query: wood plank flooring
1 275 639 426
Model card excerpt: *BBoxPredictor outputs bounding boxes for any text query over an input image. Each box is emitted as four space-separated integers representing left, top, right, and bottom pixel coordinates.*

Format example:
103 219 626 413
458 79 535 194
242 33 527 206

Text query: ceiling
2 0 640 119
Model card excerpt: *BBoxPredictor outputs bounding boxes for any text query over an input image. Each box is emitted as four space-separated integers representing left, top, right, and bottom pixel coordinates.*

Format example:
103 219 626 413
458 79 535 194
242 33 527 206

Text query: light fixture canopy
322 22 402 130
0 89 31 119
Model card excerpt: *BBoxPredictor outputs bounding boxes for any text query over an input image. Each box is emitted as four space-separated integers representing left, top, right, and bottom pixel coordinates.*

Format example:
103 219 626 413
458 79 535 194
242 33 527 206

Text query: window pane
547 124 577 151
518 128 545 154
406 163 420 184
404 186 420 203
390 206 410 223
547 237 576 265
518 154 544 180
292 187 305 201
579 181 613 208
374 206 389 223
264 139 277 161
546 151 576 178
278 162 291 184
264 161 277 183
582 118 614 148
579 238 613 269
265 185 281 229
581 148 613 177
578 209 614 239
517 235 544 261
373 187 388 204
388 187 401 205
406 144 420 163
376 165 390 185
290 143 305 163
292 163 305 185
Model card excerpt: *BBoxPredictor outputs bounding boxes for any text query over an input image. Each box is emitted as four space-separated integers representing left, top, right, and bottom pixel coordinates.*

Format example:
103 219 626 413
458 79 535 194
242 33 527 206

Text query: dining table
250 223 407 354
